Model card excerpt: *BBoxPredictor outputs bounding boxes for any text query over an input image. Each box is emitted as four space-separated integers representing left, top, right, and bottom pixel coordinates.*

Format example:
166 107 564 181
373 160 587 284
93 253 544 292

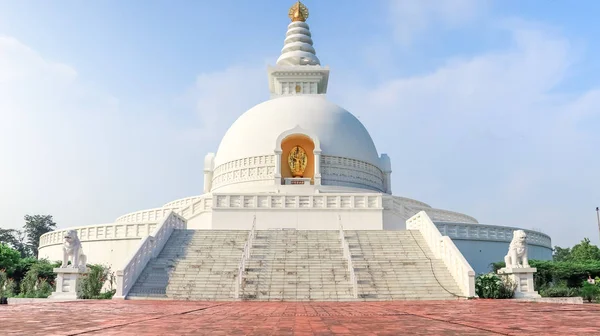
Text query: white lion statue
504 230 529 268
61 230 87 269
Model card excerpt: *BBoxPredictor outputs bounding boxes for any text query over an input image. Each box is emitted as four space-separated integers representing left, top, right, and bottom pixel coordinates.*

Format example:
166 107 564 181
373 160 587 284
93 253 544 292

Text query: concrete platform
1 299 599 335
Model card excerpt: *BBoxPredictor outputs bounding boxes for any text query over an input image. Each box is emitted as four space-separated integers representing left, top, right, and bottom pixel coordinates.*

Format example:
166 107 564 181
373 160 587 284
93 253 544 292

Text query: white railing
406 211 476 298
114 211 186 299
408 207 479 224
213 193 382 210
177 197 211 219
162 195 204 208
39 222 157 248
338 216 358 298
115 206 181 223
234 216 256 299
115 197 211 224
435 222 552 248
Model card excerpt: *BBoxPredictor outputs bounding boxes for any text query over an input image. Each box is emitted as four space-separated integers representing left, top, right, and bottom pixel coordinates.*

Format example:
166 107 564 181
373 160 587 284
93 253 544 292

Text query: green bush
18 260 58 298
0 244 20 274
476 273 515 299
581 282 600 303
0 269 6 297
4 278 17 297
78 264 115 299
491 260 600 289
539 285 580 297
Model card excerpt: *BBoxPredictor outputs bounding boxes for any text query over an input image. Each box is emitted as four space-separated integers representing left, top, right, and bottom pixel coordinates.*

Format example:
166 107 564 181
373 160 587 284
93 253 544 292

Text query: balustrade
338 216 358 298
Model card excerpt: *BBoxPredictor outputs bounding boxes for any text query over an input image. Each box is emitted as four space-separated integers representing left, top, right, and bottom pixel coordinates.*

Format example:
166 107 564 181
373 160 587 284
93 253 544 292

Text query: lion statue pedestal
497 230 541 298
49 268 88 300
49 230 88 300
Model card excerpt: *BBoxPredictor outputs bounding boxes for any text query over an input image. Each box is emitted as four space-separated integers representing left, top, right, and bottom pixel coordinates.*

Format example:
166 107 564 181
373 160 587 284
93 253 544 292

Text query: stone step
127 229 464 301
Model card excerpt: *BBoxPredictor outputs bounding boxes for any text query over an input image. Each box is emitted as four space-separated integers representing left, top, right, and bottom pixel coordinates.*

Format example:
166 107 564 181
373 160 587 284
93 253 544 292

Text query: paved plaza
1 300 599 335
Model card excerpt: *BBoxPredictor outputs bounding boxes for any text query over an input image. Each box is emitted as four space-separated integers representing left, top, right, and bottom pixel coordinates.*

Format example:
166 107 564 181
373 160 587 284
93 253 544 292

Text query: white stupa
38 1 552 277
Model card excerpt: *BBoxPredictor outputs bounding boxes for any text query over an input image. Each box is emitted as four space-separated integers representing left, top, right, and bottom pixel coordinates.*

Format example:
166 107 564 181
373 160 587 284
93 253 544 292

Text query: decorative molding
212 155 276 190
320 155 384 192
435 222 552 248
212 193 382 210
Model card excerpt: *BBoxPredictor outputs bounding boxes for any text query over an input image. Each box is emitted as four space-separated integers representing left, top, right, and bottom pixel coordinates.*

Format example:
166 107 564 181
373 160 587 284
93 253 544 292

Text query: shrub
0 244 20 274
78 264 115 299
491 260 600 289
476 273 515 299
35 278 53 298
581 282 600 303
4 278 17 297
0 269 6 297
539 285 580 297
18 260 57 298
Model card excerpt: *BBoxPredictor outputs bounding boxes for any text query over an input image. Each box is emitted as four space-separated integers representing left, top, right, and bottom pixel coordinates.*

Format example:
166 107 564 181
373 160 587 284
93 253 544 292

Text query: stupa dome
213 95 380 168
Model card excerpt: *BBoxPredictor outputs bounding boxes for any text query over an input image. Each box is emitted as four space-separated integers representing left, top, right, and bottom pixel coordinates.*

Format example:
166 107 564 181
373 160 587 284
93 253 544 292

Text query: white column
314 150 321 185
203 153 215 193
274 150 282 185
385 173 392 194
203 171 213 193
379 154 392 194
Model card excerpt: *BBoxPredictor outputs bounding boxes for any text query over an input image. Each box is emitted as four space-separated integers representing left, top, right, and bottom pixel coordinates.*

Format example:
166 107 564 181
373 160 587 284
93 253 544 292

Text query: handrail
406 211 476 297
114 211 186 299
234 216 256 299
338 216 358 298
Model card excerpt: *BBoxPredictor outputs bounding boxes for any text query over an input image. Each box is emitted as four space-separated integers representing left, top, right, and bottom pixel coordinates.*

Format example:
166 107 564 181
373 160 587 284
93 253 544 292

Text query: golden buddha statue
288 145 308 177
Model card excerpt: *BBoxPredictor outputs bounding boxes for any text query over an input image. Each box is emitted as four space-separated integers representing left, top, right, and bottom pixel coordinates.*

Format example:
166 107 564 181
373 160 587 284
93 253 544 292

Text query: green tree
0 228 17 246
23 215 56 257
0 243 20 274
570 238 600 262
0 228 30 258
553 246 572 261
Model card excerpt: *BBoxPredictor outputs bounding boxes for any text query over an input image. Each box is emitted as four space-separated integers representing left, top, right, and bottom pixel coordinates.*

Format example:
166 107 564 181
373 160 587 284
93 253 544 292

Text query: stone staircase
241 230 354 301
347 230 462 300
127 230 248 300
126 229 464 301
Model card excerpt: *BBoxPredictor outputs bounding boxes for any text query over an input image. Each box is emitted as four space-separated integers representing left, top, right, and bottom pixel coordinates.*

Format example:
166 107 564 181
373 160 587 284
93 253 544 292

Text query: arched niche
274 126 322 185
280 134 315 181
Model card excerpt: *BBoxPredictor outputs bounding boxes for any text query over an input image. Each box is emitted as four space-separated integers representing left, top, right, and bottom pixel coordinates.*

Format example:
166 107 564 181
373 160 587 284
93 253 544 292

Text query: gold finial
288 1 309 22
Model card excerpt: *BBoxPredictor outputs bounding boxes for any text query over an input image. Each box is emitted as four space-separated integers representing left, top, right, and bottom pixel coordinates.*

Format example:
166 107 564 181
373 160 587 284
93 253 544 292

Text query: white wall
211 209 383 230
187 212 213 229
382 209 407 230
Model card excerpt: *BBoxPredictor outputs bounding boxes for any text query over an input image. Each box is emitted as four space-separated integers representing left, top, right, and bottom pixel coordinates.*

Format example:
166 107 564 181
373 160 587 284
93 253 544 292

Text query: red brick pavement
1 299 599 335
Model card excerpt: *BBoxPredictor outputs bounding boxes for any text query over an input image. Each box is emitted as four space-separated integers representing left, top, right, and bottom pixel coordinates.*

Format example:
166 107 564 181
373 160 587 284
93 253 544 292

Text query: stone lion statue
61 230 87 269
504 230 529 268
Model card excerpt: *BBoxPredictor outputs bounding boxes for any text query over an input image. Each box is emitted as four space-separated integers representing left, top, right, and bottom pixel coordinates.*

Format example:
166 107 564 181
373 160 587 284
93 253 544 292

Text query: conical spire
276 1 320 66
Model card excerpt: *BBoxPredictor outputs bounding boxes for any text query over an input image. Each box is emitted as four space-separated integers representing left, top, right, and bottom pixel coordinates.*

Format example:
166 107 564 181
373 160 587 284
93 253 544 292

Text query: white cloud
177 64 269 150
388 0 489 45
0 36 273 232
335 25 600 247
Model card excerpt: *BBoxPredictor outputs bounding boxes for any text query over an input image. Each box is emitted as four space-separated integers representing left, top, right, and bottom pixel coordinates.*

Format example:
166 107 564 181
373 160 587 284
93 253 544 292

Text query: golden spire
288 1 309 22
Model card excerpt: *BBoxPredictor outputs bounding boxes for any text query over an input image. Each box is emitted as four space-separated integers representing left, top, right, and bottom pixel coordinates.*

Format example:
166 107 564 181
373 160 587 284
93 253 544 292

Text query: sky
0 0 599 248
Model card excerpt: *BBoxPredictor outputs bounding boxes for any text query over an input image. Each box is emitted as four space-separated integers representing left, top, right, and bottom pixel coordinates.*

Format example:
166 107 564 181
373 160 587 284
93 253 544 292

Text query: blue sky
0 0 599 248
